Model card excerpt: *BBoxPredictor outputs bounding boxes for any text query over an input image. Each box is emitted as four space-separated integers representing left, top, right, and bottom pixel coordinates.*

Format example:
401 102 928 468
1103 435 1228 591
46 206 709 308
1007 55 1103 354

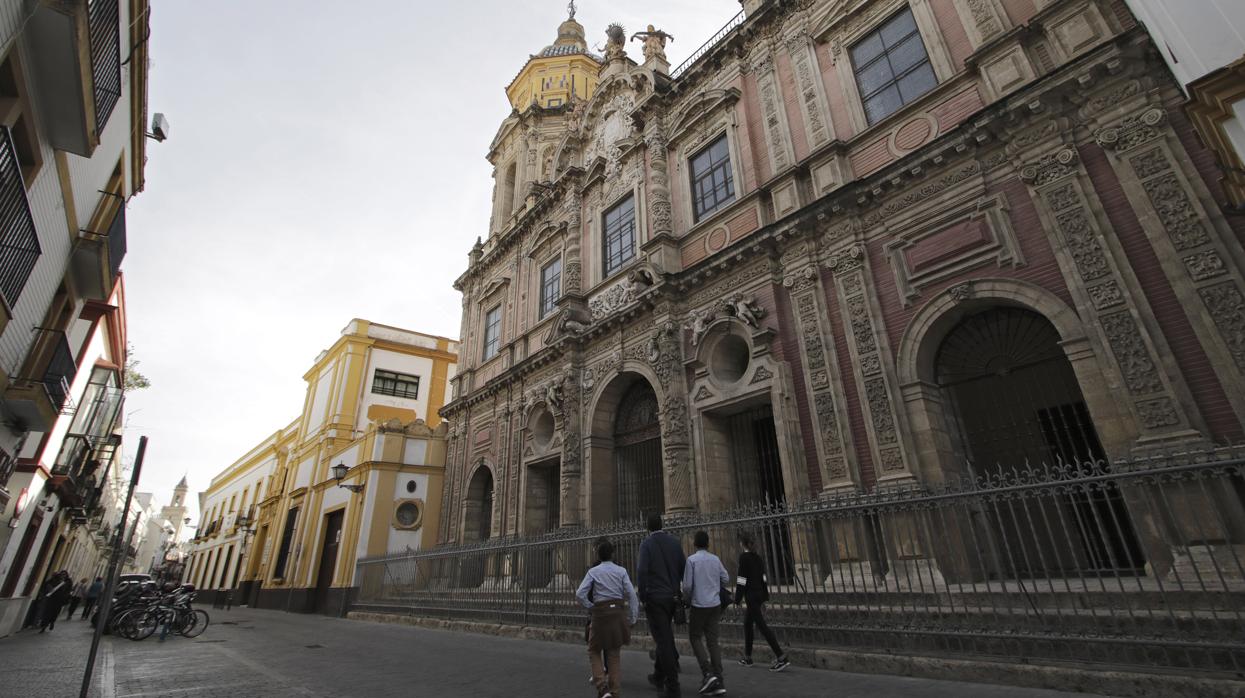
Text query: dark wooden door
314 510 344 613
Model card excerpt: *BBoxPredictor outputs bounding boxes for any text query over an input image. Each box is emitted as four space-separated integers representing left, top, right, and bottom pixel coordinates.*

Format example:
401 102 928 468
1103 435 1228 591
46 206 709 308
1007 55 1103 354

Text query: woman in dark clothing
733 533 790 672
38 571 72 632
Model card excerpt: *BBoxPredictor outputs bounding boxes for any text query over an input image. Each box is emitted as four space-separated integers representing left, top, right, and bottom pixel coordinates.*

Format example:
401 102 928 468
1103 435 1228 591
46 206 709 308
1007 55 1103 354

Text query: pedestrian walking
681 530 729 696
576 539 639 698
734 532 790 672
81 576 104 620
65 578 87 621
637 514 686 698
586 536 611 688
37 571 72 632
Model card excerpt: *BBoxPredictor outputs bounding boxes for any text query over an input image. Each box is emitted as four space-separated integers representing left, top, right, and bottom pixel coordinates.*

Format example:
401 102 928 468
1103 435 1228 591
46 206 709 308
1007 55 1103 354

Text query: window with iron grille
482 305 502 361
88 0 122 133
539 257 561 319
850 7 937 126
602 195 636 277
690 135 735 222
372 369 420 399
0 127 40 308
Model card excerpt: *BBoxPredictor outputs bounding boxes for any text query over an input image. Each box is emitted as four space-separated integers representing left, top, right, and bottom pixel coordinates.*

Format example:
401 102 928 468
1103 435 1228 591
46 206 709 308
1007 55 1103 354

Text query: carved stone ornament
721 294 765 328
589 280 637 321
1094 108 1166 153
1020 147 1079 186
826 245 864 273
948 282 973 302
685 307 716 347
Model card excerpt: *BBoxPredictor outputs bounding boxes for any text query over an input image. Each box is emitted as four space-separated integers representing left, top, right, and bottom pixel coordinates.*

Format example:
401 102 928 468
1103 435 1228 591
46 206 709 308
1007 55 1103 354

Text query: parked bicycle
110 583 208 641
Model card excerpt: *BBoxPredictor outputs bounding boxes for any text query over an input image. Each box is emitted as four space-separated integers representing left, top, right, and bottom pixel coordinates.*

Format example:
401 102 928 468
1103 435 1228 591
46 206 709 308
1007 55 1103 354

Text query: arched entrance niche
520 404 561 588
458 464 495 588
936 306 1145 577
896 281 1145 581
586 370 665 525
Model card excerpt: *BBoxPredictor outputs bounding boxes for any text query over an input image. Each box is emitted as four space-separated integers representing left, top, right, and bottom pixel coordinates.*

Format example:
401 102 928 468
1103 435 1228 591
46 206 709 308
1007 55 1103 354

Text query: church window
482 305 502 361
602 195 636 277
851 7 937 125
689 135 735 222
539 257 561 319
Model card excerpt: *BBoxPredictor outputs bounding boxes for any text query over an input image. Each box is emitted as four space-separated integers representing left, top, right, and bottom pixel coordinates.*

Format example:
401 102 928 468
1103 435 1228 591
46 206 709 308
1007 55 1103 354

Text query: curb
347 611 1245 698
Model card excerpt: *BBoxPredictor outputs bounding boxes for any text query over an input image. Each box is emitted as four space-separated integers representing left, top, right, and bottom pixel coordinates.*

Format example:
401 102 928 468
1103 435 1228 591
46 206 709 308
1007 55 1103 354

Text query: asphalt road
0 608 1110 697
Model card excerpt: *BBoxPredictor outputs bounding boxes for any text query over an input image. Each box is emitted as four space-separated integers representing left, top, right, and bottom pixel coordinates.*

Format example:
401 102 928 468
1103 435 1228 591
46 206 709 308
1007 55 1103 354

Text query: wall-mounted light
331 463 364 494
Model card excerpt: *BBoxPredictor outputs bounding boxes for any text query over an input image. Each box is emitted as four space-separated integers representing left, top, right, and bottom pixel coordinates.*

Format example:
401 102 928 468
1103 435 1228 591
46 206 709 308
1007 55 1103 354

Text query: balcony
26 0 122 156
0 128 41 333
70 201 126 300
2 331 78 431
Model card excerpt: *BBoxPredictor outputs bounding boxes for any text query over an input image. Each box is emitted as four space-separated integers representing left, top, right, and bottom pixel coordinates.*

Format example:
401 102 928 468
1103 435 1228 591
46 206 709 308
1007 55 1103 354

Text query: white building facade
1124 0 1245 207
0 0 152 637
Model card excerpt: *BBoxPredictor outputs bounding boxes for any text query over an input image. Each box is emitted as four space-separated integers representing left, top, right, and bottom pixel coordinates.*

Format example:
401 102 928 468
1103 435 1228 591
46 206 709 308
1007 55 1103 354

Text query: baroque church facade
439 0 1245 583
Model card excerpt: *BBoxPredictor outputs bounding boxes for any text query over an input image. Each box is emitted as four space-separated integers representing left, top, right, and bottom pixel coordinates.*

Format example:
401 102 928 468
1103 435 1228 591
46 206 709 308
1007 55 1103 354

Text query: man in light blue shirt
576 540 639 698
681 530 729 696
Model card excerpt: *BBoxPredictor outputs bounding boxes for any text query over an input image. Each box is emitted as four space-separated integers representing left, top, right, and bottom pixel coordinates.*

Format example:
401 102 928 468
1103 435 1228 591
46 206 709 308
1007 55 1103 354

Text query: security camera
148 113 169 142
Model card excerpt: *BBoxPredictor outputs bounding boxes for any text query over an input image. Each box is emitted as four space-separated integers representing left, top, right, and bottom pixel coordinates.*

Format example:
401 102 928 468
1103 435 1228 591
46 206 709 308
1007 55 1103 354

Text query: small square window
602 196 636 277
850 7 936 126
689 135 735 222
539 257 562 319
482 305 502 361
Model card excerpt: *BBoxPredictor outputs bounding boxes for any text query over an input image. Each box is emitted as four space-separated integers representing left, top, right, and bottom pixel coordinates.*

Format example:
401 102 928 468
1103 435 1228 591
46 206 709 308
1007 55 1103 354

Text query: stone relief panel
782 258 855 487
1093 105 1245 424
1020 145 1199 438
825 245 912 479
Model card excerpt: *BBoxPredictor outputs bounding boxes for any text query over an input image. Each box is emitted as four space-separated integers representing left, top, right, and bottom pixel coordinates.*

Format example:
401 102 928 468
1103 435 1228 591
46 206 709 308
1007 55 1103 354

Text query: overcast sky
122 1 738 528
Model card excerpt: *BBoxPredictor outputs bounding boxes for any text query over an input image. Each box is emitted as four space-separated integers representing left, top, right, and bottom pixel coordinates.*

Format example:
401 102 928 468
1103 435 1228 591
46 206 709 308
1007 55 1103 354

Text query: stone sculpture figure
685 308 715 347
723 294 764 328
630 25 674 63
604 23 627 62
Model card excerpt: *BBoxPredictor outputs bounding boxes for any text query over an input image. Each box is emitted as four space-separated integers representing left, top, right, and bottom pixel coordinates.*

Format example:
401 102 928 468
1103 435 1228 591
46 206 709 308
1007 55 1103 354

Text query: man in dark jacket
636 514 686 697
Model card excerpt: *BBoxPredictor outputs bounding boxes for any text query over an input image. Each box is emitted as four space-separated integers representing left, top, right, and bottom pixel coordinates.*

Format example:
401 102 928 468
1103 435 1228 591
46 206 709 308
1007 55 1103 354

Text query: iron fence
355 448 1245 674
670 10 745 79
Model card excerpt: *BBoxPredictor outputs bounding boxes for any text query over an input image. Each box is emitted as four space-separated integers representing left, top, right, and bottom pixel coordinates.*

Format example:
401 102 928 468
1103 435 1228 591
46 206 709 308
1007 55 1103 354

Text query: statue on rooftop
604 23 627 62
631 25 674 63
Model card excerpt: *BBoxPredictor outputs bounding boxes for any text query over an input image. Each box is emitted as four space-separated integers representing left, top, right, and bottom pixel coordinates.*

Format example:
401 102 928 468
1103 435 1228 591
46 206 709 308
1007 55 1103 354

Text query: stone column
746 47 795 177
1017 143 1206 451
649 317 696 514
1092 105 1245 426
558 368 584 529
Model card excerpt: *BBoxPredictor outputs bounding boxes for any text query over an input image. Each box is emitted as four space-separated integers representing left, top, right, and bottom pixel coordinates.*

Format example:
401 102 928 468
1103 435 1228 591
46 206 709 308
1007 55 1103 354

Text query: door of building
0 510 42 597
314 510 344 613
729 408 794 584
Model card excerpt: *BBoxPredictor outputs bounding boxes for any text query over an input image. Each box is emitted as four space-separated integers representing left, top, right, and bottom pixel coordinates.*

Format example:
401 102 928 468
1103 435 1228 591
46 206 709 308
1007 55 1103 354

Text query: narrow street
0 608 1110 698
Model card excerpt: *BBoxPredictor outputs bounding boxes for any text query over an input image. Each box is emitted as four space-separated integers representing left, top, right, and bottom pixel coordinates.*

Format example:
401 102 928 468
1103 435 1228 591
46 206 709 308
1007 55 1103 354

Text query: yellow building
504 9 600 111
187 319 457 613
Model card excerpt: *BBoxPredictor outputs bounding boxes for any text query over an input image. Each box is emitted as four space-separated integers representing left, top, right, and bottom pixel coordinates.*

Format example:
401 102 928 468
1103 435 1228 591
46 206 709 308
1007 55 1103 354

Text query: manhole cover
305 644 324 649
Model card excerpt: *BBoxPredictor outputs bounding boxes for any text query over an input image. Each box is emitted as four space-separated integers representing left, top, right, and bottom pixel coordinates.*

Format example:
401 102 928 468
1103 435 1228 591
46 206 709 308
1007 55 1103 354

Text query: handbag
719 586 734 610
673 596 688 626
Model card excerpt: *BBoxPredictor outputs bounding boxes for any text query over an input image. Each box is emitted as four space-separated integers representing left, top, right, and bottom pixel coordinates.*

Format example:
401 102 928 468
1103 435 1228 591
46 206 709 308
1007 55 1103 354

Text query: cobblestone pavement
0 608 1110 697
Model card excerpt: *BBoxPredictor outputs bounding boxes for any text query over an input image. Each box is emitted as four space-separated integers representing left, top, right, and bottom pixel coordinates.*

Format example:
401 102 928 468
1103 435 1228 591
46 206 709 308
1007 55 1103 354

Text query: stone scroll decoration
1020 145 1197 435
825 245 912 478
781 249 856 489
1094 108 1245 407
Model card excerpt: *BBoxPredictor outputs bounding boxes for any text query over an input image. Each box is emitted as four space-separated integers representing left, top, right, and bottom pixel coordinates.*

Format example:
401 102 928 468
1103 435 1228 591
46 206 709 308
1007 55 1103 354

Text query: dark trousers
743 598 783 658
81 598 97 620
688 606 723 679
645 598 679 689
65 597 81 620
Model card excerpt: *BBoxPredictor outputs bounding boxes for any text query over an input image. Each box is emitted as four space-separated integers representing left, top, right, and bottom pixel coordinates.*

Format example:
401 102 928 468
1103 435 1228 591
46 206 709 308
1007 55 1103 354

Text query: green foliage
124 342 151 391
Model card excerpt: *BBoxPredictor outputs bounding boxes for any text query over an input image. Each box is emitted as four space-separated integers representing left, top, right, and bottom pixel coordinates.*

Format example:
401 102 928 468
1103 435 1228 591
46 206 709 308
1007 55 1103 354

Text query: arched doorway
614 380 664 522
936 307 1144 577
459 467 494 587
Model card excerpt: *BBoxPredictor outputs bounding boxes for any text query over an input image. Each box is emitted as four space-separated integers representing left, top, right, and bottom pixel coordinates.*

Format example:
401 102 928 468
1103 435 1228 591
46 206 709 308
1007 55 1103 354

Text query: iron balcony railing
88 0 122 134
670 10 746 79
105 203 126 278
356 447 1245 675
0 127 40 308
41 331 77 412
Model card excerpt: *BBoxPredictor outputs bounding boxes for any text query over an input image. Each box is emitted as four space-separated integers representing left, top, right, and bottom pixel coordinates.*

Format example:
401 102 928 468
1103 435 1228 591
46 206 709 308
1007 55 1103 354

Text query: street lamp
331 463 364 493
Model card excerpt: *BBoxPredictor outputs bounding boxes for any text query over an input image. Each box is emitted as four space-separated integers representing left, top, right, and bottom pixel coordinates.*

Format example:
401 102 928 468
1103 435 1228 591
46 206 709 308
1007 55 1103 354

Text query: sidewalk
0 607 1110 698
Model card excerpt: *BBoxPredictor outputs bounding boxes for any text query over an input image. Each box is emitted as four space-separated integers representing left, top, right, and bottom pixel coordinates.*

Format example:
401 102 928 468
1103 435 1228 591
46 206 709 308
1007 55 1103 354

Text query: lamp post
331 463 364 493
